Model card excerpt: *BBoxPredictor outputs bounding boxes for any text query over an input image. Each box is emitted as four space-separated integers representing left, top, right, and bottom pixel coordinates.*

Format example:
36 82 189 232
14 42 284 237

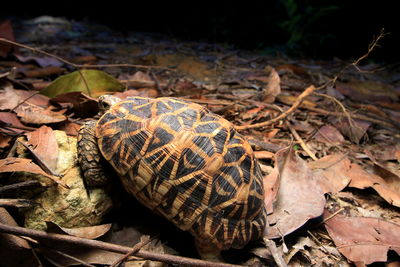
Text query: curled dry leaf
0 157 58 181
25 125 59 171
308 154 351 194
313 125 345 146
15 102 66 124
265 147 326 239
330 117 370 144
324 210 400 265
347 162 400 208
45 221 112 239
263 68 281 103
0 84 21 110
50 92 98 118
0 112 28 134
263 166 279 214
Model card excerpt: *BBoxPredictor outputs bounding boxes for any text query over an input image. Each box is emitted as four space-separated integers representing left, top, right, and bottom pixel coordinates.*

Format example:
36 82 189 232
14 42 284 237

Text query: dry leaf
263 166 280 214
0 84 22 110
263 68 281 103
313 125 345 146
19 66 66 78
51 92 98 118
331 117 370 144
15 103 66 124
0 112 28 134
324 210 400 265
25 126 59 171
347 163 400 207
46 221 112 239
0 157 58 181
336 81 398 103
265 147 326 238
309 154 351 193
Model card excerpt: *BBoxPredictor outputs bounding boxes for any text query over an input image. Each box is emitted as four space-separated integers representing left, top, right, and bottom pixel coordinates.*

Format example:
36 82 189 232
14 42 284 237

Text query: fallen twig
264 238 288 267
0 38 170 71
286 121 318 161
236 85 317 130
110 236 155 267
0 223 243 267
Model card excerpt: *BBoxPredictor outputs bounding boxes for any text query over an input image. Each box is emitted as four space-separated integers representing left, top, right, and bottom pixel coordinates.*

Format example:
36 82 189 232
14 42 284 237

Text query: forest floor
0 16 399 267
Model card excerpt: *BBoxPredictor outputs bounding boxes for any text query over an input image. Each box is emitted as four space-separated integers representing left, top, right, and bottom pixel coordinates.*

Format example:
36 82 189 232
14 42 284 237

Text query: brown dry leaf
154 54 215 81
347 162 400 208
0 208 40 267
313 125 345 146
15 103 66 124
365 143 400 162
276 94 316 109
0 112 28 134
25 126 59 171
263 68 281 103
0 134 12 148
19 66 66 78
46 221 112 239
0 83 22 110
324 210 400 265
275 64 310 78
58 121 81 136
265 147 326 239
114 88 159 99
309 154 351 193
336 81 398 103
0 157 58 181
51 92 98 118
123 71 156 88
263 166 280 214
330 117 370 144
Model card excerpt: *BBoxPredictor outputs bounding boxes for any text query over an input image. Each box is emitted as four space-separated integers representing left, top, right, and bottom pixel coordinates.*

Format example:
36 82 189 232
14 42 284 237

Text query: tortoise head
98 95 121 114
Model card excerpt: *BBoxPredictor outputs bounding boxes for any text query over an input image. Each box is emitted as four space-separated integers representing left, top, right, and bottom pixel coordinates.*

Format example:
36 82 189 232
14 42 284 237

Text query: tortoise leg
77 120 109 187
195 239 223 261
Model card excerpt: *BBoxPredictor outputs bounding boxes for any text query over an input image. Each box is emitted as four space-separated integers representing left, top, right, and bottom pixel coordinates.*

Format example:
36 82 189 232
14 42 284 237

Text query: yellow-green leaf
40 70 125 97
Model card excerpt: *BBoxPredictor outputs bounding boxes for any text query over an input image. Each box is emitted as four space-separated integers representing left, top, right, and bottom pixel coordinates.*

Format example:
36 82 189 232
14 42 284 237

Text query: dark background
2 1 399 63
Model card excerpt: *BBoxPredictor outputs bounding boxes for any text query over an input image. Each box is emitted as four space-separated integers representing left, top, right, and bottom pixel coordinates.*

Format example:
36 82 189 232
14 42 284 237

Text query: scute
94 96 267 251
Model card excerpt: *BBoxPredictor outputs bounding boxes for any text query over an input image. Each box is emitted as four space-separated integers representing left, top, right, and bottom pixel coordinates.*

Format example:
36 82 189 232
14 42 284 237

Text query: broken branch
0 223 243 267
236 85 317 130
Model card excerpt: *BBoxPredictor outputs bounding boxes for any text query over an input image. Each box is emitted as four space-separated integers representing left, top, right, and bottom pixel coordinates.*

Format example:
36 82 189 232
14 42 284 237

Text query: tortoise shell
94 96 266 251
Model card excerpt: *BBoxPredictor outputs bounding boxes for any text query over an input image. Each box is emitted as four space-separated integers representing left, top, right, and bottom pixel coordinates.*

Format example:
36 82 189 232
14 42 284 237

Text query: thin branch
286 121 318 161
0 223 243 267
236 85 317 130
0 38 170 71
351 28 388 73
110 236 155 267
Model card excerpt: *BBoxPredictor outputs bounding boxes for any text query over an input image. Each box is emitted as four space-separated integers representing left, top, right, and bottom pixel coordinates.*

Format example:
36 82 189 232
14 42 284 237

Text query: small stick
236 85 317 130
0 38 170 71
0 223 243 267
110 236 155 267
286 121 318 161
320 208 344 225
264 238 288 267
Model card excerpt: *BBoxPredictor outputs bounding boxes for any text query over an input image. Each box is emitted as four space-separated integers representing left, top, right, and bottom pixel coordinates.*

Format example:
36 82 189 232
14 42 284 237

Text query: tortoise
77 95 267 260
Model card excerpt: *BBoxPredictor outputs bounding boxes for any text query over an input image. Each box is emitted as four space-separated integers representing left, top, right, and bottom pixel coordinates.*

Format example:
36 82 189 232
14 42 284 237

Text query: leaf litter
0 19 399 267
